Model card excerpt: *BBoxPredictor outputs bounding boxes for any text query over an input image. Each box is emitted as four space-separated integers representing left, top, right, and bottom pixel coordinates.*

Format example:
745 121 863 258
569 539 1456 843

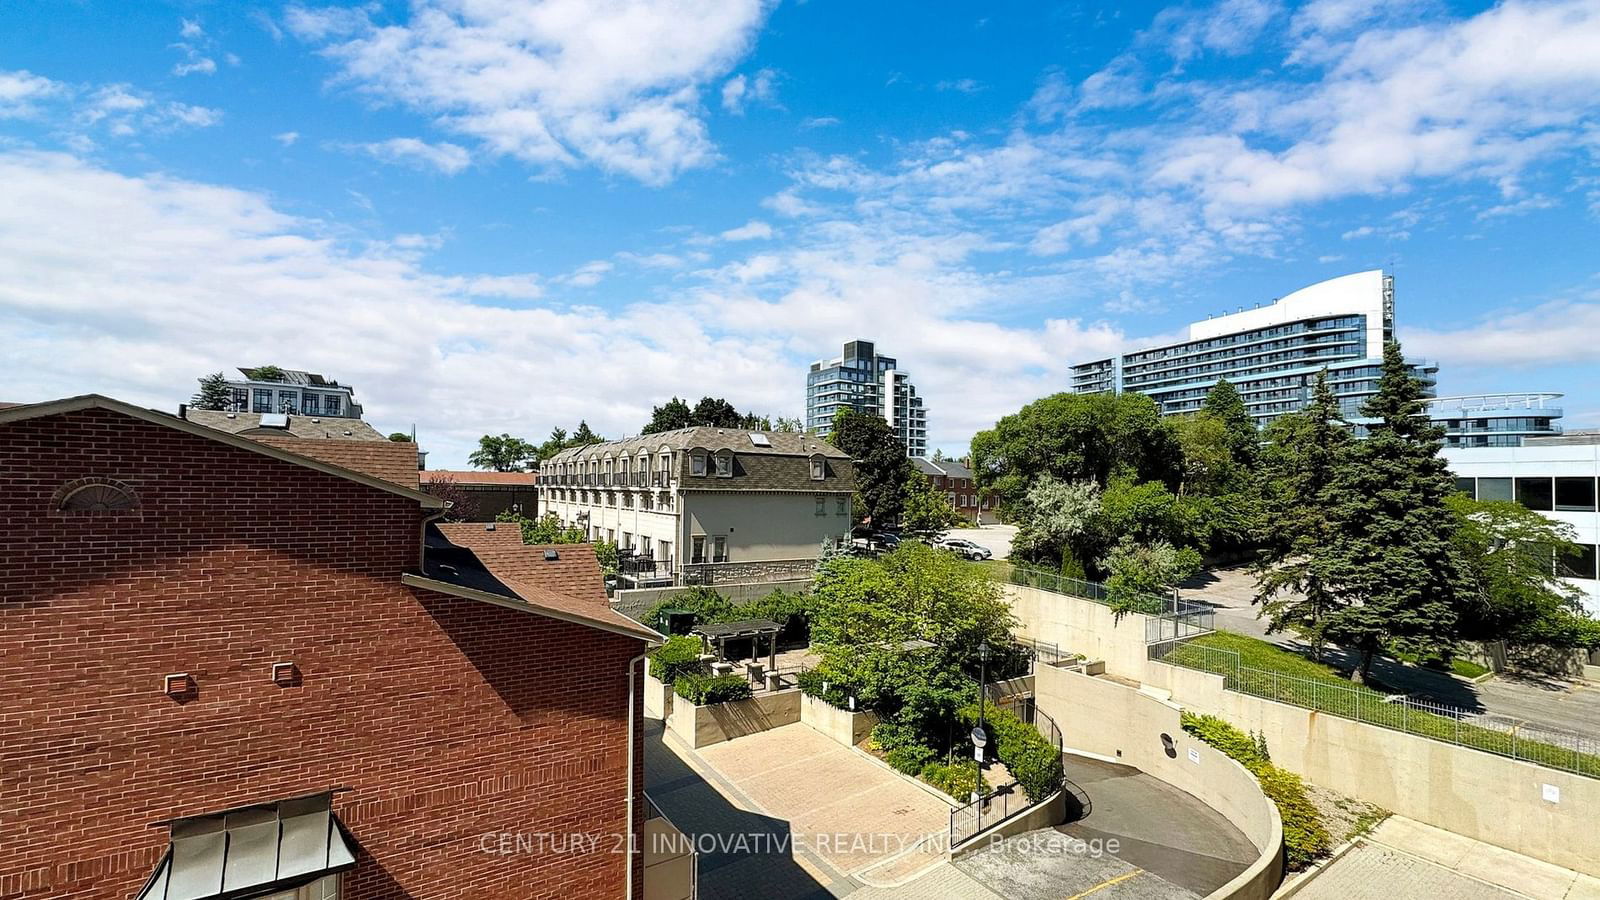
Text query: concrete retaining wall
1142 661 1600 877
800 694 879 747
1035 665 1283 900
643 671 674 720
1001 583 1154 679
665 688 802 749
642 816 694 900
950 791 1068 859
614 578 813 623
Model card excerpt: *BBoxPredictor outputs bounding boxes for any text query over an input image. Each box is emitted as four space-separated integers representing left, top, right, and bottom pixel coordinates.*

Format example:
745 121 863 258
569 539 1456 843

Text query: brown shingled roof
252 436 421 489
433 522 656 640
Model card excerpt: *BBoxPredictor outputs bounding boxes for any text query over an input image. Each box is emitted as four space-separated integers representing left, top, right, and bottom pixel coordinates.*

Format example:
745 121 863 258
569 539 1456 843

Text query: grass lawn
1162 631 1600 778
967 558 1014 581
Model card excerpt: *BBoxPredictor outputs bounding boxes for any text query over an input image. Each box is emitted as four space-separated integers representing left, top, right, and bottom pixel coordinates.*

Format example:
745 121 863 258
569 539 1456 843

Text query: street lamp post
970 641 992 807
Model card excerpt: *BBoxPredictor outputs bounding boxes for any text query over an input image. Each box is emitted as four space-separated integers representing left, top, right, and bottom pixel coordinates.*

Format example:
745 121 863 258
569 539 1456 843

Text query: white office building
1445 435 1600 616
1070 271 1438 428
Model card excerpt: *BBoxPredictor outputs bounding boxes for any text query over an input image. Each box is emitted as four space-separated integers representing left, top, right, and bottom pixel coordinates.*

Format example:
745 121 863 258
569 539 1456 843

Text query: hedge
1181 712 1331 870
885 743 937 776
957 704 1064 802
647 635 706 685
674 672 754 705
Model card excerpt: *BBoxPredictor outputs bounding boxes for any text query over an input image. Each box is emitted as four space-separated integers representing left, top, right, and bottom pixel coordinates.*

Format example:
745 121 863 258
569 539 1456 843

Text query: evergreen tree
190 372 233 410
1320 343 1468 682
570 421 604 446
1253 370 1349 659
1201 378 1257 468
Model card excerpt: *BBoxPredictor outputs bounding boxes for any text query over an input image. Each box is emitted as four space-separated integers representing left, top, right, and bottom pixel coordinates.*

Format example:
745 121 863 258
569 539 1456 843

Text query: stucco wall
1034 665 1284 900
1142 661 1600 876
665 688 803 749
683 491 850 562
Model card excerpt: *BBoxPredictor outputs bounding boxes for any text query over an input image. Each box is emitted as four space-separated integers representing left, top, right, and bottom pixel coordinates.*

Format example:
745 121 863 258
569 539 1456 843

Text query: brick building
0 395 662 900
911 457 995 525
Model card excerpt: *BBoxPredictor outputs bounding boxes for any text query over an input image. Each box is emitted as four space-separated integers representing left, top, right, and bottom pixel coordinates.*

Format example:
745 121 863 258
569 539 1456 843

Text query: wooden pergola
692 618 783 673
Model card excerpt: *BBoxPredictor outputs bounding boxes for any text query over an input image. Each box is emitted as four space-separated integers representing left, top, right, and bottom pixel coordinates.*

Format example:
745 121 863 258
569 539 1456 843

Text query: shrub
869 721 919 752
885 743 936 776
647 635 706 685
957 704 1064 802
797 667 857 709
1181 711 1331 870
673 672 753 705
919 760 987 800
644 586 732 634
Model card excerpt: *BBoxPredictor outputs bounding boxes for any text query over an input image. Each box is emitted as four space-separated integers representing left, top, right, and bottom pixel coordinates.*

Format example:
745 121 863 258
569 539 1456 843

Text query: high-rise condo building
806 339 928 456
1069 270 1438 428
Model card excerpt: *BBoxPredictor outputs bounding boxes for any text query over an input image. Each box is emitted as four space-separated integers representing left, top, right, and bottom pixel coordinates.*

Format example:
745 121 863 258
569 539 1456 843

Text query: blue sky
2 0 1598 467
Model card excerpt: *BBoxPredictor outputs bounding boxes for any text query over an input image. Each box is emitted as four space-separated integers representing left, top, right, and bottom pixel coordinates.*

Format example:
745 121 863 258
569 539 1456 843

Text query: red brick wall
0 409 647 900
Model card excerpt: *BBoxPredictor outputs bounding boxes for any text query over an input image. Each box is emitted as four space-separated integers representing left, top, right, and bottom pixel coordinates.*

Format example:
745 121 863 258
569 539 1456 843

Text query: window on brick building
56 479 139 513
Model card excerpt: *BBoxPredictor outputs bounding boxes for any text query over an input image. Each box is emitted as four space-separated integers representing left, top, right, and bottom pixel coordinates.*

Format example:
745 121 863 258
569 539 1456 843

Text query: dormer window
714 452 732 477
690 452 707 476
809 456 826 480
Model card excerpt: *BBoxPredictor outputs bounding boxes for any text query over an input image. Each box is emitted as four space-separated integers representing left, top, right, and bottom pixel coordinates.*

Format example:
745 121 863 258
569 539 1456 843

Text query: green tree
496 511 587 544
469 434 536 472
243 364 286 382
1201 378 1257 467
190 372 233 410
902 473 964 535
773 416 804 433
1010 477 1103 574
388 432 411 442
536 426 570 461
970 392 1179 516
691 396 743 428
1321 342 1469 683
1172 413 1236 497
569 420 604 447
1449 495 1599 650
1105 538 1201 615
641 397 694 434
1253 370 1350 658
830 408 914 529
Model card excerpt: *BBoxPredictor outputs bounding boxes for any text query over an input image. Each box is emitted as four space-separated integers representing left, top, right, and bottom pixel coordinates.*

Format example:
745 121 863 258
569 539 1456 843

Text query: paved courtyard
944 524 1016 560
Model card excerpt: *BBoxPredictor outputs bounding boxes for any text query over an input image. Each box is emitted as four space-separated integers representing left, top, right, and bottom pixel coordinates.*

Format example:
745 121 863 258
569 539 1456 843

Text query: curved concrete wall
1035 664 1284 900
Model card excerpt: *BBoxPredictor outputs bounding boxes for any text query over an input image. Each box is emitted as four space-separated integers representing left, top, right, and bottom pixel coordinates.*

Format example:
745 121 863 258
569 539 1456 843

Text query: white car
938 537 992 560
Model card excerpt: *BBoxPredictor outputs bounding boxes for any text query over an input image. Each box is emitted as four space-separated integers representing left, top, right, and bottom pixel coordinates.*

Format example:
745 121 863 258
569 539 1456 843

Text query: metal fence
1006 564 1180 616
948 703 1063 847
1150 639 1600 779
1144 601 1216 644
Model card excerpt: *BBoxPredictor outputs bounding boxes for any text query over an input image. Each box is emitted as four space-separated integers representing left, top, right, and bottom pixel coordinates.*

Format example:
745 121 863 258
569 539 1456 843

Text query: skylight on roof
749 433 771 447
259 413 289 429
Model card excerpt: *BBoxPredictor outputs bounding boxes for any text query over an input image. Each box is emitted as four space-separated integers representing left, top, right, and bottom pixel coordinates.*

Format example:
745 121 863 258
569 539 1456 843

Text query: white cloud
289 0 775 185
1477 194 1558 220
1409 295 1600 368
560 260 614 287
799 116 840 129
721 68 777 114
0 70 64 118
274 131 300 147
719 220 773 241
935 78 985 94
171 18 219 77
1150 0 1600 216
349 137 472 174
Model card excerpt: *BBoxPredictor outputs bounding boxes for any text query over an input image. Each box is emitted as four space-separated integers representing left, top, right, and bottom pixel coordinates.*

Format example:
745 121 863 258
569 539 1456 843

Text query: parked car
937 537 992 560
849 531 902 555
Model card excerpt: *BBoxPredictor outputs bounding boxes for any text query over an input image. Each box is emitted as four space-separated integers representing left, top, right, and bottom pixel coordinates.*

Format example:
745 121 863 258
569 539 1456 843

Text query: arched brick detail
52 476 141 514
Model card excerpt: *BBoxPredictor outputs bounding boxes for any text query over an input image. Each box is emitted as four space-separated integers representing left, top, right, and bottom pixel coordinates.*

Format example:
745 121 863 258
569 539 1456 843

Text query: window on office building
1453 478 1476 498
1515 478 1554 511
1554 477 1597 512
1557 544 1598 581
1477 477 1513 502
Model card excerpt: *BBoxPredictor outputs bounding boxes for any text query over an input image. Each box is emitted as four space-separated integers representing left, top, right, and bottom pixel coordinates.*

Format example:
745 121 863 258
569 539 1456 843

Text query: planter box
666 688 802 749
800 694 879 747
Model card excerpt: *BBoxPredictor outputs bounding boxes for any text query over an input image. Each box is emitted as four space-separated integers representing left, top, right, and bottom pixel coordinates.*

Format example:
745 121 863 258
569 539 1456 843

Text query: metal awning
135 792 356 900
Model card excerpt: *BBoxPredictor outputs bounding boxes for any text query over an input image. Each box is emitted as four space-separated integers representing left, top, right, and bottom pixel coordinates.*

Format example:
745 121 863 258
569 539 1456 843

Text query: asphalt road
944 524 1016 560
1181 566 1600 740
